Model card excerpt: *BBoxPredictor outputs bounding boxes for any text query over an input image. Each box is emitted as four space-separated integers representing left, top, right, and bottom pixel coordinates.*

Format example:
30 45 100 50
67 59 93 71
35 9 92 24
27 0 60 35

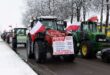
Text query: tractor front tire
80 41 94 58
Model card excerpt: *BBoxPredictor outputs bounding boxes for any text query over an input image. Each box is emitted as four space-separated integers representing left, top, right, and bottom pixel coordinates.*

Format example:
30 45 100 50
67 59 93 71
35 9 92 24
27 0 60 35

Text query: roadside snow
0 38 37 75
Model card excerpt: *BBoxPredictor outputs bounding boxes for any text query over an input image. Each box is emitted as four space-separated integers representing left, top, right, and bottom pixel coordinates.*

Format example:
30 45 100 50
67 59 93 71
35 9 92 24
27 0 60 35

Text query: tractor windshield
57 25 65 31
41 20 57 30
15 28 27 36
82 22 97 32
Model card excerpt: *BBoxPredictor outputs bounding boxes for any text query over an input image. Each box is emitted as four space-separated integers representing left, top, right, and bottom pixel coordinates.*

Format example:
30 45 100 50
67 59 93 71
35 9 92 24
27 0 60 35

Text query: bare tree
105 0 110 34
23 0 106 26
100 0 104 32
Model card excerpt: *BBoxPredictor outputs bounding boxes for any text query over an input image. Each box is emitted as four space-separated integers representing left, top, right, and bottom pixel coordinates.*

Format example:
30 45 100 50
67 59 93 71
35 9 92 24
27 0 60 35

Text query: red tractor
27 16 77 63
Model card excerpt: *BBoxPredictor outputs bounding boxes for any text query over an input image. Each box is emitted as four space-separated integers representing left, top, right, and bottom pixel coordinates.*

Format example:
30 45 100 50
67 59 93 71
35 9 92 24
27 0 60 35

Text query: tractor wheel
12 38 17 52
27 37 33 58
80 41 94 58
34 40 46 63
63 55 75 62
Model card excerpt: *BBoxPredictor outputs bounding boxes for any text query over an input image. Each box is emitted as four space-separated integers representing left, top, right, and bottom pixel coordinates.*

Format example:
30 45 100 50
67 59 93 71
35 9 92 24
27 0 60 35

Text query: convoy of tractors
1 16 110 63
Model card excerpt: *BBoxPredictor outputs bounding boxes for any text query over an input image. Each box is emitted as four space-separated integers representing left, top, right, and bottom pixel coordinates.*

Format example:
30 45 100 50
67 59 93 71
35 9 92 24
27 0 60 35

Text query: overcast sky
0 0 24 32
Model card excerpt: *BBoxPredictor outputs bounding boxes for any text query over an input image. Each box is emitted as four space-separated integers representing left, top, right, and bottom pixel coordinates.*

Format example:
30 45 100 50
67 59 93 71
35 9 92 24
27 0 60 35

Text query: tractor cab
79 21 106 42
30 16 66 31
30 16 57 30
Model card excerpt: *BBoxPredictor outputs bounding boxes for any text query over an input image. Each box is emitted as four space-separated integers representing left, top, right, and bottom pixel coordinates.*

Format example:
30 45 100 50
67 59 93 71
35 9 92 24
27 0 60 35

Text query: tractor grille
96 35 106 42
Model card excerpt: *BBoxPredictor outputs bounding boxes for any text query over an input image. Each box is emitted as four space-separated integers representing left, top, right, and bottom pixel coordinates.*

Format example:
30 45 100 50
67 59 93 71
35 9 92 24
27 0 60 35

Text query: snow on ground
0 38 37 75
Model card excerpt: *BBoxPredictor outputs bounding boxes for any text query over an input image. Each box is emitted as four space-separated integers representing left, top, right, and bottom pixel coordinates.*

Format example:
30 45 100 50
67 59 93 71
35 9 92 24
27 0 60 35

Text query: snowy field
0 38 37 75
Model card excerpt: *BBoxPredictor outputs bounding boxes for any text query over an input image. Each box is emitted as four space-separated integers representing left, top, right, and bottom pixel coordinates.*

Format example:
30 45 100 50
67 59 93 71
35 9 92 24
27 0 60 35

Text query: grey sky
0 0 24 31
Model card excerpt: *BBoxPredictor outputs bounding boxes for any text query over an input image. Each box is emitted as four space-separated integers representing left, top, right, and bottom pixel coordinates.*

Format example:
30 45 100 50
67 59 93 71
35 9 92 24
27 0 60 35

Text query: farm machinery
27 16 77 63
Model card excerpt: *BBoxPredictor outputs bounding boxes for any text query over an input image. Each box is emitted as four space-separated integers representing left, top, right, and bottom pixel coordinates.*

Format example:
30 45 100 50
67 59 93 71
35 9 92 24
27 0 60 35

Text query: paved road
14 46 110 75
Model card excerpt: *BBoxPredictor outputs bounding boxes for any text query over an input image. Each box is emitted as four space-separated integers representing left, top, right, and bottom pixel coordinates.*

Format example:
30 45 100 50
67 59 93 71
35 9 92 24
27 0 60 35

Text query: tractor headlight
98 38 106 42
96 35 106 42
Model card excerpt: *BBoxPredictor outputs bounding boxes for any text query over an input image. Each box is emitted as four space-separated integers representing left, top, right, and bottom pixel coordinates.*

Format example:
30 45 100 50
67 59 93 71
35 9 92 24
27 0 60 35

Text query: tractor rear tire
34 40 46 63
80 41 95 58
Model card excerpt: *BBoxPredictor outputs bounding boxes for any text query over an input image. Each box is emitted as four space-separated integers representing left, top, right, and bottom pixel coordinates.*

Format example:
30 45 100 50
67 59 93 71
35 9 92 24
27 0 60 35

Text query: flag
88 16 98 22
30 21 45 41
66 22 81 31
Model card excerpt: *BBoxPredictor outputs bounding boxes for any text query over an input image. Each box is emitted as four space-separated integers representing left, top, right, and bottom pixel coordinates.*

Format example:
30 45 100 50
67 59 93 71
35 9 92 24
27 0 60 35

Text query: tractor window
83 25 89 31
93 24 97 32
90 23 97 32
82 23 97 32
41 20 57 30
16 29 26 36
57 25 65 31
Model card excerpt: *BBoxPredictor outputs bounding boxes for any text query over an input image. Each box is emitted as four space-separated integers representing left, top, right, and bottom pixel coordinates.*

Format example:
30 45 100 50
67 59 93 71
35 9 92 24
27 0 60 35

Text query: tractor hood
92 31 105 36
46 29 66 37
90 31 106 42
45 29 66 45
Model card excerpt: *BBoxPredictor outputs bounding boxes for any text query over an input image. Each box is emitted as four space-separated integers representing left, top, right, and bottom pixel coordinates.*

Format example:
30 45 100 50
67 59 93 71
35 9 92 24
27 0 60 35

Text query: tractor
10 27 27 51
70 21 109 58
27 16 77 63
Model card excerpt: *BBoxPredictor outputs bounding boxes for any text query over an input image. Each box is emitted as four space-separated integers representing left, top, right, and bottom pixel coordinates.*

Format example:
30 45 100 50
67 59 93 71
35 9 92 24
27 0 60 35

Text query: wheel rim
82 45 87 56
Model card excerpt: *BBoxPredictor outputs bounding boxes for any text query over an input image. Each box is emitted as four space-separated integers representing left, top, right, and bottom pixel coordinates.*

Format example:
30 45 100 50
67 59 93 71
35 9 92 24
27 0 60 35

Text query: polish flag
30 21 45 41
88 16 98 22
66 22 81 31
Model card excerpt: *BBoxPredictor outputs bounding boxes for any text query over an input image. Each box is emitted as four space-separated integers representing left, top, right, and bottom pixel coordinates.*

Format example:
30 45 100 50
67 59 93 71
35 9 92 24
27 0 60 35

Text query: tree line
22 0 110 30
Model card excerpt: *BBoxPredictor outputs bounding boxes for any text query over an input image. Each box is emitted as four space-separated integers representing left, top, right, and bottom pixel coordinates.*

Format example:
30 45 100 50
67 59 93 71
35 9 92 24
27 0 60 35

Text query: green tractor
11 28 27 51
71 21 108 58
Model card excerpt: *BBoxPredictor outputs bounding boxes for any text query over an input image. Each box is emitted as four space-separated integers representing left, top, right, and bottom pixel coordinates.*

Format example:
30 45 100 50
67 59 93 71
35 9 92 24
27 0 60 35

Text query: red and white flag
66 22 81 31
88 16 98 22
30 21 45 35
30 21 45 41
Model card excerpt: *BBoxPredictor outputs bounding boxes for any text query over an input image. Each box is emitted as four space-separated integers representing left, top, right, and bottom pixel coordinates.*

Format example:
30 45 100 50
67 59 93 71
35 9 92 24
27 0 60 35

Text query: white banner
52 36 74 55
